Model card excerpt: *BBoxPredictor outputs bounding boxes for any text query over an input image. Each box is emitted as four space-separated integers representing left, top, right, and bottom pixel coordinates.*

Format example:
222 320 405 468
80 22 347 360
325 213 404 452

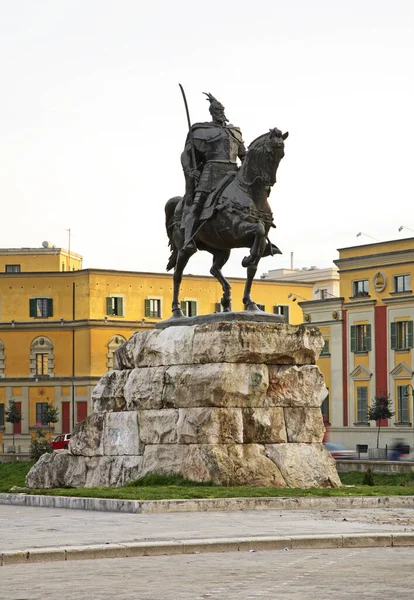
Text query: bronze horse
165 128 288 317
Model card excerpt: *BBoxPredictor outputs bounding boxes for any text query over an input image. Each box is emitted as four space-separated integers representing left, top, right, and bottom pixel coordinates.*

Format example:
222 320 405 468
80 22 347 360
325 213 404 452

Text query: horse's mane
248 128 283 151
248 133 269 150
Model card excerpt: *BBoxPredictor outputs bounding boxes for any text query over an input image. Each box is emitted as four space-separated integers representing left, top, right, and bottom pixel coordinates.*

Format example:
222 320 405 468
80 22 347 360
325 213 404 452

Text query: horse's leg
242 238 268 311
210 249 232 312
172 249 191 317
241 221 266 268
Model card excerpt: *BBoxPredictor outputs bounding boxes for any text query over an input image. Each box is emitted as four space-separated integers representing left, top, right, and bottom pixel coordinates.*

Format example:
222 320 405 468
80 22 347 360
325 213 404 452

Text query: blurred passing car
324 442 357 460
51 433 71 450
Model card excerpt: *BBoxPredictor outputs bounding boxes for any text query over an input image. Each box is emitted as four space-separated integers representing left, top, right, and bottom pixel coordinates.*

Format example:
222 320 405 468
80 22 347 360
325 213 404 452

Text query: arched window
30 336 54 378
107 335 127 371
0 340 4 378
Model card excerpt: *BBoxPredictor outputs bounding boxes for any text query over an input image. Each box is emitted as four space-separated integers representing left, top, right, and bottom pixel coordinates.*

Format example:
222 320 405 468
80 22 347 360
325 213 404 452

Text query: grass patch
0 461 34 492
1 462 414 500
340 471 414 487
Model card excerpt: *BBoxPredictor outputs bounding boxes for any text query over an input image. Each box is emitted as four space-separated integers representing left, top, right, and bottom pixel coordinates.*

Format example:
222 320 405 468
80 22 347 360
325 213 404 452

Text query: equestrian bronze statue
165 88 288 318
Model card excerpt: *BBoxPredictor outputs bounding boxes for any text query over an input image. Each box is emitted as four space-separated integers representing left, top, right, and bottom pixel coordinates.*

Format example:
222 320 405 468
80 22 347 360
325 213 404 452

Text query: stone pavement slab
1 547 414 599
1 504 414 555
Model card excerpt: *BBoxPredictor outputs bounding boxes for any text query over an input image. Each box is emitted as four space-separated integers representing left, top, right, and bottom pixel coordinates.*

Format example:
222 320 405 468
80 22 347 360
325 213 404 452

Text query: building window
353 280 369 297
62 263 65 271
36 402 49 426
397 385 410 423
36 354 49 375
107 335 127 371
356 386 368 423
181 300 197 317
145 298 162 319
391 321 413 350
350 324 371 353
320 339 330 355
273 305 289 323
29 298 53 318
321 391 329 423
6 265 20 273
394 275 411 293
256 304 265 312
106 296 124 317
0 403 4 426
30 337 54 378
320 289 328 299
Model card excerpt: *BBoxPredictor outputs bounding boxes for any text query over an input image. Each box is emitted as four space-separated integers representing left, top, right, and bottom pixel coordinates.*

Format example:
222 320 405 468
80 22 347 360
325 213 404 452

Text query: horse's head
243 128 288 188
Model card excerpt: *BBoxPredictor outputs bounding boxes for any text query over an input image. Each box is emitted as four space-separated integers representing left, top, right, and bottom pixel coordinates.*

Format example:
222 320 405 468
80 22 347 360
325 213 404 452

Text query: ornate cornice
382 295 414 305
335 249 414 273
342 299 377 308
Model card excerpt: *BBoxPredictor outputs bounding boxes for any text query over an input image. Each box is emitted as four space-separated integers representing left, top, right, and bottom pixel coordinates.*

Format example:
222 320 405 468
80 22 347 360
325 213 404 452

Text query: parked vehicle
324 442 357 460
50 433 71 450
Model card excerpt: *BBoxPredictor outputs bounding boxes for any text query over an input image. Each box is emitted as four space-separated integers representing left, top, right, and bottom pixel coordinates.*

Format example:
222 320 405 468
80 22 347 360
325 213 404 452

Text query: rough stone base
26 442 340 489
25 321 341 489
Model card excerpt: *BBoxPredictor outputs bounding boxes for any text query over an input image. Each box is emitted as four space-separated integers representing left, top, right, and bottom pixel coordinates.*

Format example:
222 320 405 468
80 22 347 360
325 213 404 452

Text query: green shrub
29 424 53 461
363 467 375 486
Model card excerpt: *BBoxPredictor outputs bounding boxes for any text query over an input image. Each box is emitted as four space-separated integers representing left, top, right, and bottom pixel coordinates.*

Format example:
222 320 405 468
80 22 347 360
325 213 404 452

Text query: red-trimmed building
300 238 414 453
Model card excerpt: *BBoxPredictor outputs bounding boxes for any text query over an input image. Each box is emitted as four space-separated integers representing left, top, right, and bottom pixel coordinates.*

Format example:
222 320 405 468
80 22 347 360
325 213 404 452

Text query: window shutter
118 297 124 317
350 326 356 352
390 322 397 349
362 387 368 421
181 301 187 316
215 302 221 313
144 298 151 317
408 321 413 349
106 297 112 316
273 305 279 314
284 306 290 323
402 394 410 422
365 324 371 351
190 301 197 316
47 298 53 317
29 298 37 317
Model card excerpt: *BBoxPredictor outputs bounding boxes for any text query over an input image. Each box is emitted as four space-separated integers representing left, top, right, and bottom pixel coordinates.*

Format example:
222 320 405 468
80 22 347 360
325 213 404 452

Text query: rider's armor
181 121 246 250
193 123 244 195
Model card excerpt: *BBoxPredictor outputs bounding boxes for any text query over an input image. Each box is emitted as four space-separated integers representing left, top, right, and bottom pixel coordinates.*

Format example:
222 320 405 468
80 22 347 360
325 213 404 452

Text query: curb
1 493 414 513
2 533 414 566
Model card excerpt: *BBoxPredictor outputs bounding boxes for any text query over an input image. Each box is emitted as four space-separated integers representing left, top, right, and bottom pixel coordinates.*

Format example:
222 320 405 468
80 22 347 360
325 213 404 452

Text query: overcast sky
0 0 413 277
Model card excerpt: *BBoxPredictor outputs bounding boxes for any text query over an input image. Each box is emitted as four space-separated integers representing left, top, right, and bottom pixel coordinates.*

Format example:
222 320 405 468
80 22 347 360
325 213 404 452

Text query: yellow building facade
301 237 414 453
0 246 312 452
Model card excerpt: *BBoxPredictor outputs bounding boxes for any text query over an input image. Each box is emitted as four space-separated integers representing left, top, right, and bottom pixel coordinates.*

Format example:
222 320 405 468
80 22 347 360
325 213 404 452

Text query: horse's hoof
244 302 260 312
172 309 186 318
242 255 254 268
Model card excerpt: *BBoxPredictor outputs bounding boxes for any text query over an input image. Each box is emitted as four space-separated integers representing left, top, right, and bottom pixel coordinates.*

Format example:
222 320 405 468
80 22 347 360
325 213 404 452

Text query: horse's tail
165 196 181 271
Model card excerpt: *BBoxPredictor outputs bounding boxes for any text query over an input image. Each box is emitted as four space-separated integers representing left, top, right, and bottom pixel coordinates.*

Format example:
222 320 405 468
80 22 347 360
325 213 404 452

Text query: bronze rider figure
181 93 247 252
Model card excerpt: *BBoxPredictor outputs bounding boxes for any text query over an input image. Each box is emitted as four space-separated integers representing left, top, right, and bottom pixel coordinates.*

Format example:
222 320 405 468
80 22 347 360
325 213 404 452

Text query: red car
51 433 71 450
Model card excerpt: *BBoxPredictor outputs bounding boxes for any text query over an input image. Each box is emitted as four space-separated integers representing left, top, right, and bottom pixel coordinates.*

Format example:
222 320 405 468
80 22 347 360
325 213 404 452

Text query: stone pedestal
26 321 341 489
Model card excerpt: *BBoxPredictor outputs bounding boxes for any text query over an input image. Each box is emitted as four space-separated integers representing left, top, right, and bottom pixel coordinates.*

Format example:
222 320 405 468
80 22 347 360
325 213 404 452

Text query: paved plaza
1 503 414 599
1 504 414 551
1 547 414 599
